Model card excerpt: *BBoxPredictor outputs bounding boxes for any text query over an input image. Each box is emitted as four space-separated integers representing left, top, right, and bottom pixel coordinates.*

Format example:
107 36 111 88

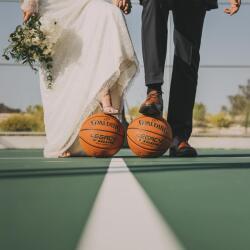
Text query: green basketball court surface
0 148 250 250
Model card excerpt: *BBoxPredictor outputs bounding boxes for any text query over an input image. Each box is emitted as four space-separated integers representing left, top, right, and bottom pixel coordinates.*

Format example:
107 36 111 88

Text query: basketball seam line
79 136 121 150
80 128 124 137
128 127 171 140
84 115 120 121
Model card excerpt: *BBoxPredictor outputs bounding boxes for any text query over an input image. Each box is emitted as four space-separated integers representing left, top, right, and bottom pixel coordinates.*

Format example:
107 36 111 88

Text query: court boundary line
76 158 183 250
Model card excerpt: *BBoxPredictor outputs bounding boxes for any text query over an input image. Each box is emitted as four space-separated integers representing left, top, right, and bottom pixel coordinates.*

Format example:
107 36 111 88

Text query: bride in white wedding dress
20 0 138 158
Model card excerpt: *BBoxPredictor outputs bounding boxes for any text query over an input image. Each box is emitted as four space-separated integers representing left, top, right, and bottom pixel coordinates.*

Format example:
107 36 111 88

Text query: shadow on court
1 161 250 179
0 149 250 178
0 166 109 179
126 162 250 174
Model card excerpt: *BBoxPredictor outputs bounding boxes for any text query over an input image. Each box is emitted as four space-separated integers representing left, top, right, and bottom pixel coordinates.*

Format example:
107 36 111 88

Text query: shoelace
147 91 163 99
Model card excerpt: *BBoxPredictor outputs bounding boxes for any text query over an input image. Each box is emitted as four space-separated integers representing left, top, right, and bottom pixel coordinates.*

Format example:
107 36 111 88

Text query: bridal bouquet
2 15 61 89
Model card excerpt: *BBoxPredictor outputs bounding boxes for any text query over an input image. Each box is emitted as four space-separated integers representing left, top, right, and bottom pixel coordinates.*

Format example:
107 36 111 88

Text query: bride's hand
23 10 33 22
112 0 125 8
123 0 132 14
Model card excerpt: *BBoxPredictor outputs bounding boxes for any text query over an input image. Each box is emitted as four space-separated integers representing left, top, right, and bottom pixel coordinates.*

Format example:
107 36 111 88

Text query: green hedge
207 112 232 128
0 113 45 132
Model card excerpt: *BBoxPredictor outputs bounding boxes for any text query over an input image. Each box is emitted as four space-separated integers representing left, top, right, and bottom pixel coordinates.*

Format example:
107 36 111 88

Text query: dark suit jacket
139 0 218 10
205 0 218 10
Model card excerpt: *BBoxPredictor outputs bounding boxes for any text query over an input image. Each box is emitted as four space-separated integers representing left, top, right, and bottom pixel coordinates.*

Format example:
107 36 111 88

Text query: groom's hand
224 0 241 15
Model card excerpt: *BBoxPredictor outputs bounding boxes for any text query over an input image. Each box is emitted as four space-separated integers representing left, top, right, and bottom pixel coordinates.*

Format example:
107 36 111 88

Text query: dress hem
43 56 139 158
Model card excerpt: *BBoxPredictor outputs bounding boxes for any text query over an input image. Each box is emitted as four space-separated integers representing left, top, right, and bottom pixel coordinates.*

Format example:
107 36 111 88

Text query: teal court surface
0 148 250 250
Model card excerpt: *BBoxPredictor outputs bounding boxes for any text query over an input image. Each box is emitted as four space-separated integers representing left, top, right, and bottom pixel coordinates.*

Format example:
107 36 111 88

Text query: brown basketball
127 115 172 157
79 113 124 157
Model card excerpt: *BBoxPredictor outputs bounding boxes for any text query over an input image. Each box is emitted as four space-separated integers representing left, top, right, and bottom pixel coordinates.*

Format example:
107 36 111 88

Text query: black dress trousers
141 0 208 140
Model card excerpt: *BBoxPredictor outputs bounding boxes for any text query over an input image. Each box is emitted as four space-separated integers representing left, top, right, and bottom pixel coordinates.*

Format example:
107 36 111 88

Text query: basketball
79 113 124 157
127 115 172 157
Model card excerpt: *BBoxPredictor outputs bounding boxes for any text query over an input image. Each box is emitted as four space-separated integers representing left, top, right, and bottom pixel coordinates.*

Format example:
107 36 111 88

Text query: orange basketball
127 115 172 157
79 113 124 157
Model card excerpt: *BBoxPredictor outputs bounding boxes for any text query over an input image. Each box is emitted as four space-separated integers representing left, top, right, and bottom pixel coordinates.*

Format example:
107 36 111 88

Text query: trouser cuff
145 79 164 86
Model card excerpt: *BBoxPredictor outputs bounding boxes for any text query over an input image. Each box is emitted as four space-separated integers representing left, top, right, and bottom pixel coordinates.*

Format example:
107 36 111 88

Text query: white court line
76 158 183 250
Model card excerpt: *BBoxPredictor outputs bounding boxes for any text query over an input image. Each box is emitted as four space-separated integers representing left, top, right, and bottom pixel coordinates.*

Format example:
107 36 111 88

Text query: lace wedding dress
20 0 138 158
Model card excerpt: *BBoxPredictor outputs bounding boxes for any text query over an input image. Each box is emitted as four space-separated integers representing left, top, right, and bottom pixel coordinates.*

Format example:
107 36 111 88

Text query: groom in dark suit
139 0 241 157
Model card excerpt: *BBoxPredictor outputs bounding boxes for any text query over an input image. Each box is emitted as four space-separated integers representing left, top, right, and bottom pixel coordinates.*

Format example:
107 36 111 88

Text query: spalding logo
138 120 168 134
90 120 122 134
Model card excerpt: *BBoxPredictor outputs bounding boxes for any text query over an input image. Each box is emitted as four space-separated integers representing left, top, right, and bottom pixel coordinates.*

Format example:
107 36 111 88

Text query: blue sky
0 2 250 113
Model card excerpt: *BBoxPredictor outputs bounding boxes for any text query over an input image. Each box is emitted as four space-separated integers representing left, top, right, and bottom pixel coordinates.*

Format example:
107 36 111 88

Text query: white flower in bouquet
31 36 40 45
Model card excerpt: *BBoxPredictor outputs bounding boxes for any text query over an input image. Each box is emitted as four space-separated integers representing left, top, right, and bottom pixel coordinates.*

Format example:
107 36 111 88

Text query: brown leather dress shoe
169 137 197 157
139 90 163 116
